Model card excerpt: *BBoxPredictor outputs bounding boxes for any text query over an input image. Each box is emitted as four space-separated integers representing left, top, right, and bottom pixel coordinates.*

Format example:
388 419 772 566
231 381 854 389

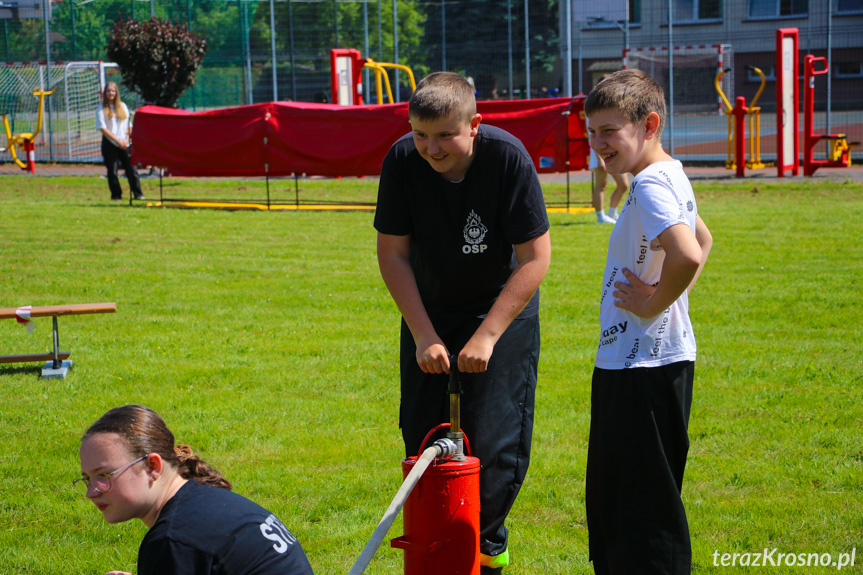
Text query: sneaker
480 548 509 572
597 212 616 224
134 194 146 201
110 197 123 201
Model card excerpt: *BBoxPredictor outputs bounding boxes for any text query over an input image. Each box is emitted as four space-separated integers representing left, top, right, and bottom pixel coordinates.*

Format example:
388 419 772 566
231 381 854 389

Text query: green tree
419 0 560 98
106 17 207 108
249 1 426 92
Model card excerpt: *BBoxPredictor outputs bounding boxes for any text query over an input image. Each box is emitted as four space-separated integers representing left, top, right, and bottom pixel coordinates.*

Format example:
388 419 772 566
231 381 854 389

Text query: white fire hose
347 438 457 575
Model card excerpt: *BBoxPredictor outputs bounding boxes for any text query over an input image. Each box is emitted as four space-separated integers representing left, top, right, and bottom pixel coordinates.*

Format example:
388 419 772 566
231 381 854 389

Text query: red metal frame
329 48 365 106
775 28 799 177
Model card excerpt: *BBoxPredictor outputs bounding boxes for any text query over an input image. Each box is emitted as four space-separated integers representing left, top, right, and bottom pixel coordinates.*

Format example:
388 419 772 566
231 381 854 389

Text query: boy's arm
459 230 551 373
689 214 712 292
376 232 450 374
613 223 701 319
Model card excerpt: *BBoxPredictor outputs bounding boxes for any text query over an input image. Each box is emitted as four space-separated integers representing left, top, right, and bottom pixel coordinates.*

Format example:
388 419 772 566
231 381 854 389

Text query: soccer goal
625 44 733 115
0 61 119 164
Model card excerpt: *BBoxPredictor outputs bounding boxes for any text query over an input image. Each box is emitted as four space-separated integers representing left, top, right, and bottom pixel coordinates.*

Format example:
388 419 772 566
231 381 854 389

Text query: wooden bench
0 303 116 378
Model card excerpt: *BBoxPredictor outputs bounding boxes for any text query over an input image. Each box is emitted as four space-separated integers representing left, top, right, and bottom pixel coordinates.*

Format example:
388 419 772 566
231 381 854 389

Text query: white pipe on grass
348 439 456 575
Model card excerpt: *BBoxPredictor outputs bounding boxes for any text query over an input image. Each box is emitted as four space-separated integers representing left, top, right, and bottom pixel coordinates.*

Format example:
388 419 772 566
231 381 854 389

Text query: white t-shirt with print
96 103 131 145
595 160 699 370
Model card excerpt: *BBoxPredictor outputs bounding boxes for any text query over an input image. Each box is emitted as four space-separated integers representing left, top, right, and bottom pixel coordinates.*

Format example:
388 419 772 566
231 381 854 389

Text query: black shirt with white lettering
137 480 314 575
374 124 549 331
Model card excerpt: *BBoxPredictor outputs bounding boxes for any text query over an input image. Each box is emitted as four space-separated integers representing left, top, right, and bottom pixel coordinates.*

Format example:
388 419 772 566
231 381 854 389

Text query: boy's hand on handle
613 268 658 318
416 337 450 374
458 334 494 373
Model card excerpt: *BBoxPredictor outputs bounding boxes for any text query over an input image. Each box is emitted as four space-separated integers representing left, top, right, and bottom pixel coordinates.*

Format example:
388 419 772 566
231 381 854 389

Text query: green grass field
0 174 861 574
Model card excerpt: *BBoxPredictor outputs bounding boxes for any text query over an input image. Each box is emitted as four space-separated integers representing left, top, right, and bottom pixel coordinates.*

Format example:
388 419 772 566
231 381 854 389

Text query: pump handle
448 354 462 396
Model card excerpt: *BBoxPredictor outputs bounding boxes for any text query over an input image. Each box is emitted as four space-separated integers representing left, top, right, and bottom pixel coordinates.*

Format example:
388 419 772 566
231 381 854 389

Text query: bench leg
42 359 73 379
52 316 61 369
42 316 72 379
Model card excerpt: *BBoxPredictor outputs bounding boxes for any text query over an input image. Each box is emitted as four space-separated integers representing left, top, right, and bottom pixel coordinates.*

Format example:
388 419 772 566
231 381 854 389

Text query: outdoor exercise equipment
776 28 799 177
803 54 858 177
0 86 55 174
0 303 117 378
349 357 481 575
716 67 771 177
330 48 417 106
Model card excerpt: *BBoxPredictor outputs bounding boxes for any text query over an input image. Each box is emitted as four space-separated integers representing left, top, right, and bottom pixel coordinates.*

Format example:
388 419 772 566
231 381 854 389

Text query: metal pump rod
447 355 466 461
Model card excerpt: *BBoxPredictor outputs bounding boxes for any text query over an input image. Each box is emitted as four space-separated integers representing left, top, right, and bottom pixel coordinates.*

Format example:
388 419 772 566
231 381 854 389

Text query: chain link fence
1 0 861 169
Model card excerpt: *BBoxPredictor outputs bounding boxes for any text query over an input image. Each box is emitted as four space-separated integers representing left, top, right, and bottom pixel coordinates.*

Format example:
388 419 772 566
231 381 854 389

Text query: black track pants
586 361 694 575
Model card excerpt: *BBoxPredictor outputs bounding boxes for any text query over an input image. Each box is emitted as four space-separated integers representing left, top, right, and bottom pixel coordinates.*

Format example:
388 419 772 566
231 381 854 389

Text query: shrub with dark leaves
107 17 207 108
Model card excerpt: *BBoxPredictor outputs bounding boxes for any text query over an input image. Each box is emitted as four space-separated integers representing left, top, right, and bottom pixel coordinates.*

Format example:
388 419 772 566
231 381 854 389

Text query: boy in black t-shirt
374 71 551 573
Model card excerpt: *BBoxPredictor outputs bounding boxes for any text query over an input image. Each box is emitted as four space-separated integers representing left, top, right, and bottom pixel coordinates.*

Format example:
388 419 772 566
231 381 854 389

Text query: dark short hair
409 71 476 124
584 69 667 139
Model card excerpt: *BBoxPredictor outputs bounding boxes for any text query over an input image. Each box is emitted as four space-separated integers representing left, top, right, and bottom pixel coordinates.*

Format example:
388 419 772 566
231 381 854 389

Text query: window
835 62 863 78
748 0 808 18
746 66 776 82
673 0 721 22
838 0 863 14
584 0 641 28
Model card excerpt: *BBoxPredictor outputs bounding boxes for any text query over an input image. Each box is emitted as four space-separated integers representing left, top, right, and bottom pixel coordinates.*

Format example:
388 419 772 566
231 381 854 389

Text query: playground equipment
775 28 800 177
349 358 481 575
0 86 55 173
716 66 772 177
330 48 417 106
803 54 858 177
0 302 116 379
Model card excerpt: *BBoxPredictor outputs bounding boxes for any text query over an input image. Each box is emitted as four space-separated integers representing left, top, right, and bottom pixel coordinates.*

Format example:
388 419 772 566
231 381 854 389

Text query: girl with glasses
77 405 314 575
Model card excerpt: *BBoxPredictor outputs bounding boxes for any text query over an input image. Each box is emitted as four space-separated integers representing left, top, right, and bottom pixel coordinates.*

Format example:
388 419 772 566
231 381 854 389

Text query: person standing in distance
584 69 713 575
375 71 551 574
590 147 629 224
97 82 144 201
76 404 315 575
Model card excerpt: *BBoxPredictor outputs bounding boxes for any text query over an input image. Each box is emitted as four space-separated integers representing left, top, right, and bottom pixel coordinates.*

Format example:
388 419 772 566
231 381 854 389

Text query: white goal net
625 44 733 115
1 61 119 164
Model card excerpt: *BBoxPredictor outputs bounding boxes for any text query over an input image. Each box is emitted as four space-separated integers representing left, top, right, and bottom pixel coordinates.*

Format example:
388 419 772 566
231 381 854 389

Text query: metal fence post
270 0 278 101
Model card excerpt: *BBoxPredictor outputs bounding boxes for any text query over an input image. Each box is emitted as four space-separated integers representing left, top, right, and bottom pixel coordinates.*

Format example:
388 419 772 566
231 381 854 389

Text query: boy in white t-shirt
583 69 713 575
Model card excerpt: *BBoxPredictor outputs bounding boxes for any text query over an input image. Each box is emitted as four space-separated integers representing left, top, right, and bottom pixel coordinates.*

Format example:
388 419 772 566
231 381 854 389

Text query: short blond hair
585 69 666 139
409 72 476 124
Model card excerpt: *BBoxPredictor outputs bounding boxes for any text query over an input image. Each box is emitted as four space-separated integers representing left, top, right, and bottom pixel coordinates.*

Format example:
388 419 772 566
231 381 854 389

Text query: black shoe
110 197 123 201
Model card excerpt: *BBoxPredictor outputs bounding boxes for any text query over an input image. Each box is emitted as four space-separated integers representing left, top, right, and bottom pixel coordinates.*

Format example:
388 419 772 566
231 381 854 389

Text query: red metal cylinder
732 96 747 178
391 454 481 575
24 139 35 174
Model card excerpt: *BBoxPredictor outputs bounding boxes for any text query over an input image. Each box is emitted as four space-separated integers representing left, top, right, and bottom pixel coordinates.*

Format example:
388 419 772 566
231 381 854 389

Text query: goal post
624 44 733 115
1 61 119 164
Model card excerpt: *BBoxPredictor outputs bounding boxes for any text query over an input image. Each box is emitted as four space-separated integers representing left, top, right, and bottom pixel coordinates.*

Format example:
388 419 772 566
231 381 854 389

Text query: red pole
803 54 816 177
24 139 36 174
732 96 747 178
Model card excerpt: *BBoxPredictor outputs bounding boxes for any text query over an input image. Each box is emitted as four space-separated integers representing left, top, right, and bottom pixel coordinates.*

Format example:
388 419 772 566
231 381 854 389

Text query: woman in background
75 405 315 575
97 82 144 201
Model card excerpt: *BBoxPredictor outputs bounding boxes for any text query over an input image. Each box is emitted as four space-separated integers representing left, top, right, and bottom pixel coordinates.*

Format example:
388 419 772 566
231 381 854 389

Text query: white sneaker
597 212 616 224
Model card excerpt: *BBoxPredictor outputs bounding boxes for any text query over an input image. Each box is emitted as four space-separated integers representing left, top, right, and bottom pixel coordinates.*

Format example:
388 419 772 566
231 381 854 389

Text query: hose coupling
432 438 458 460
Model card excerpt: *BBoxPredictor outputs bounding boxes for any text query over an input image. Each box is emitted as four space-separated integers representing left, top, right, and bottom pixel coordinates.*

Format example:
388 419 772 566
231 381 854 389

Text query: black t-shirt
374 124 549 331
137 480 314 575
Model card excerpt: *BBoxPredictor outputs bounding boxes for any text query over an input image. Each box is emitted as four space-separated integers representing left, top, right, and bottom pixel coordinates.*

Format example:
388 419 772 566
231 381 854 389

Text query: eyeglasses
73 455 147 496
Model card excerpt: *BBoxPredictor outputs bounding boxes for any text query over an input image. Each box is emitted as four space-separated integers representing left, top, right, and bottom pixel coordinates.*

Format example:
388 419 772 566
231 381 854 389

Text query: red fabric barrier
131 98 588 178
